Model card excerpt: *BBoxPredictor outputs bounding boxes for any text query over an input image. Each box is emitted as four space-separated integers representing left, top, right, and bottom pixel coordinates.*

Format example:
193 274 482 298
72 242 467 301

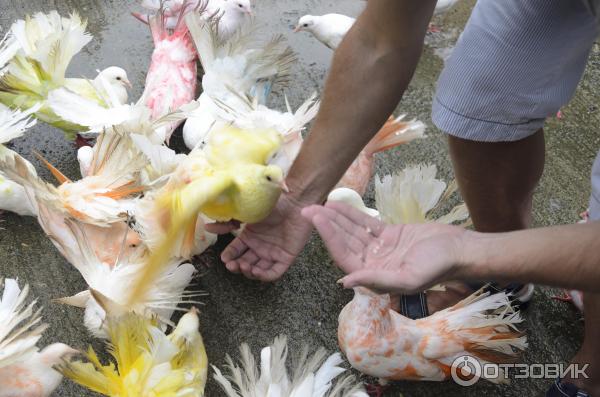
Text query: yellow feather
127 126 285 306
60 311 207 396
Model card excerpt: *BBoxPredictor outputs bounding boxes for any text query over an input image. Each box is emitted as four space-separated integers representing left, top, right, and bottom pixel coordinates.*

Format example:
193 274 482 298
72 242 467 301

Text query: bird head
98 66 132 90
171 307 201 340
40 343 80 366
263 165 289 193
225 0 254 16
294 15 316 33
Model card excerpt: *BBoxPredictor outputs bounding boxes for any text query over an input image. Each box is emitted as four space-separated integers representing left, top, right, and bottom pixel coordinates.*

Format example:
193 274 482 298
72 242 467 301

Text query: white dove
35 200 200 338
0 278 77 397
206 0 254 40
212 335 368 397
0 11 131 140
294 14 356 50
182 11 295 150
327 188 379 219
0 104 39 217
77 145 94 178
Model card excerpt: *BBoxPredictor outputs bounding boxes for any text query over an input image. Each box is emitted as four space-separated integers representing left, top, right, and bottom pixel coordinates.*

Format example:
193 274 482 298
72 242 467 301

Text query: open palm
302 201 467 293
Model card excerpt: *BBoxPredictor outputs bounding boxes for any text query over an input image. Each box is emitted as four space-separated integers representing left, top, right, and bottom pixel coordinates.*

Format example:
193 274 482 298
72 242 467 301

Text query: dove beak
123 78 133 89
280 180 290 193
246 9 254 16
293 25 302 33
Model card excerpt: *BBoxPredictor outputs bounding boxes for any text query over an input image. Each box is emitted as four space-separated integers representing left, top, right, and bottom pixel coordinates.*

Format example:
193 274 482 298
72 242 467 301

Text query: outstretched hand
301 201 468 293
215 194 314 281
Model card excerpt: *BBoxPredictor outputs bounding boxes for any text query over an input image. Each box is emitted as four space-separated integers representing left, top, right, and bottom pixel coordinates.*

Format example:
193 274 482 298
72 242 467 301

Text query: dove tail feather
149 0 202 44
365 115 426 156
424 290 528 373
185 9 220 70
33 151 71 184
0 104 39 144
212 335 366 396
0 278 48 368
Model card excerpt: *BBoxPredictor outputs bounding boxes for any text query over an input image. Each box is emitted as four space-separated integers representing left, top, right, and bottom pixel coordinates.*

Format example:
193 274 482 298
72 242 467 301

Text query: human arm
286 0 437 204
301 202 600 293
220 0 437 281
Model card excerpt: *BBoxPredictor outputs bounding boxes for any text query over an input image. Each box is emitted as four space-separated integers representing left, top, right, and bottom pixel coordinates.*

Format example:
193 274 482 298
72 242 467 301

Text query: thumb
340 269 415 294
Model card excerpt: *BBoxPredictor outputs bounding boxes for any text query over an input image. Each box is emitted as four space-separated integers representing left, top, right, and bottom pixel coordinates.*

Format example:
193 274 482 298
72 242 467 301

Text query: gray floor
0 0 593 396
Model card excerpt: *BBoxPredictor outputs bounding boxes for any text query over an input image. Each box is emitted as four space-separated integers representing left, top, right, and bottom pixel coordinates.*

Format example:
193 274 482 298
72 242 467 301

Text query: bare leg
427 129 545 312
563 292 600 394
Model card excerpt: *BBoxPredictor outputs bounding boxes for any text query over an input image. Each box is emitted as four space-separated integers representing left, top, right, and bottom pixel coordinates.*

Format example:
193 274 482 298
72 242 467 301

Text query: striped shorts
432 0 598 142
431 0 600 220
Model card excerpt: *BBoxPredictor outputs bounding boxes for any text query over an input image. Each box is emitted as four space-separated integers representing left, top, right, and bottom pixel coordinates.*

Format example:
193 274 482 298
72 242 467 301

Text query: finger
303 205 371 245
340 269 417 293
254 259 273 270
325 201 385 237
237 250 260 277
312 214 363 272
205 221 241 234
221 237 248 262
225 260 241 273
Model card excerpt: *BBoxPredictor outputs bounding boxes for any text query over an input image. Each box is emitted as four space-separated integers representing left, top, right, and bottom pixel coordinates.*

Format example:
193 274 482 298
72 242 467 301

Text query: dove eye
116 76 122 80
266 176 273 182
303 23 309 27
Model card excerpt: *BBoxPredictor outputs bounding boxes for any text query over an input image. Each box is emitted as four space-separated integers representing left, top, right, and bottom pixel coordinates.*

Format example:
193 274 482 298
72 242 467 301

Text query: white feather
212 335 366 397
47 88 133 132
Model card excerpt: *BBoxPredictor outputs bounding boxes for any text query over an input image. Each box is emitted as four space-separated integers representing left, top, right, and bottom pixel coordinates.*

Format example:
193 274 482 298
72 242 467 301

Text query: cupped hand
301 201 468 293
219 193 314 281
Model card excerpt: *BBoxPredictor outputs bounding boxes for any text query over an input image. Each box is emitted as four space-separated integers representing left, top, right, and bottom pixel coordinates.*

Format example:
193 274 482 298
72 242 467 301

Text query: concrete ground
0 0 595 396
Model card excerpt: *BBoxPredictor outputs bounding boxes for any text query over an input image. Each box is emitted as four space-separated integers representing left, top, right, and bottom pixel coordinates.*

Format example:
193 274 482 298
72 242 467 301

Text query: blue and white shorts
431 0 600 219
432 0 598 142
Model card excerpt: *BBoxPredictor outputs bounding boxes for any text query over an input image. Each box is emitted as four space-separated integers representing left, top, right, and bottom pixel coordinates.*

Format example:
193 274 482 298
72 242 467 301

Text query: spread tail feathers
1 11 92 87
0 103 40 144
212 335 368 397
148 0 204 45
426 289 528 384
0 278 48 368
365 115 426 156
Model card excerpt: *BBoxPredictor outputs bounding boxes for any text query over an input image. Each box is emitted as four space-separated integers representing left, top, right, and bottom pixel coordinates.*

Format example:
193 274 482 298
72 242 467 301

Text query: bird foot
74 134 94 149
427 23 441 33
365 383 390 397
551 291 572 303
556 110 564 119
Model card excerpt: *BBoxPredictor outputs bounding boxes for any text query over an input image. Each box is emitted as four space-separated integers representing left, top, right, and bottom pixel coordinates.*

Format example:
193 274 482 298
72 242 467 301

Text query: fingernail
336 277 345 284
222 249 235 262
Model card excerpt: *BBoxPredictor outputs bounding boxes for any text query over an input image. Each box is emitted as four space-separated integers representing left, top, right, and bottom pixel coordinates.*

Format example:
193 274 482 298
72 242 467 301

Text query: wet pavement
0 0 595 396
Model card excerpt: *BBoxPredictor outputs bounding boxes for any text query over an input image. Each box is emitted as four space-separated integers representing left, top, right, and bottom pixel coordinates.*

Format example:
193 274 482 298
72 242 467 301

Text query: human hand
301 201 468 293
219 193 314 281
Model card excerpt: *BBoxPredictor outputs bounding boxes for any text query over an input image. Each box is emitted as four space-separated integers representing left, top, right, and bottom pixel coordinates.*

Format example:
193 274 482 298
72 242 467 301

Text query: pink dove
338 288 527 384
139 1 200 143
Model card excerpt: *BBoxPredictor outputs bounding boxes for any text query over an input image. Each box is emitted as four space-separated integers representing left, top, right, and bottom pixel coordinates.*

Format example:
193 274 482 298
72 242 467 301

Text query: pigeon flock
0 0 527 396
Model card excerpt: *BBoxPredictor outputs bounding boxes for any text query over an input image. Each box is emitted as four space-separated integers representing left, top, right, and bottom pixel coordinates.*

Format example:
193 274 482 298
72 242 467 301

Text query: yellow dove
130 124 287 303
59 308 208 397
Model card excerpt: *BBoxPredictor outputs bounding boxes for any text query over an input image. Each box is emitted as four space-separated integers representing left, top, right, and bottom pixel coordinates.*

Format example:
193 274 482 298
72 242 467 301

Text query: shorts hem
431 96 545 142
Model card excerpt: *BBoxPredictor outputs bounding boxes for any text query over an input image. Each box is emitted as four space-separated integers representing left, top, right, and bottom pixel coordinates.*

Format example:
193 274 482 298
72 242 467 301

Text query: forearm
460 221 600 292
287 0 436 204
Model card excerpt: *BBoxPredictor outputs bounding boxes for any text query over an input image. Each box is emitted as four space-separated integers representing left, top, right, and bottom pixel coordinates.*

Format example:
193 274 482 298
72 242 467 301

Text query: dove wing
47 88 131 131
126 172 233 306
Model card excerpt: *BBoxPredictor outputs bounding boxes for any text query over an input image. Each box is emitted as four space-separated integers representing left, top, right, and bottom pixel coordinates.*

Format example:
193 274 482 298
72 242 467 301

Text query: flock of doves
0 0 528 396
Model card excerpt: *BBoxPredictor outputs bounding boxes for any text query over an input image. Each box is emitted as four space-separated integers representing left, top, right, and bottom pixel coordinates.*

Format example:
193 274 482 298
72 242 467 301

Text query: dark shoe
546 378 590 397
